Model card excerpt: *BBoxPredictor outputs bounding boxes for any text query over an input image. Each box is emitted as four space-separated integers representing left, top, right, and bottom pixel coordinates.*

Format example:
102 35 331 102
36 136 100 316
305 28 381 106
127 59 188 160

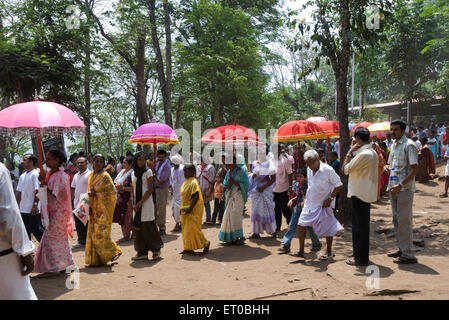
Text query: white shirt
386 140 393 150
273 155 293 193
131 170 155 222
71 169 91 207
170 164 185 199
198 164 215 196
344 144 379 203
87 162 93 171
303 163 342 213
415 140 422 151
0 163 37 300
334 140 341 158
16 169 40 214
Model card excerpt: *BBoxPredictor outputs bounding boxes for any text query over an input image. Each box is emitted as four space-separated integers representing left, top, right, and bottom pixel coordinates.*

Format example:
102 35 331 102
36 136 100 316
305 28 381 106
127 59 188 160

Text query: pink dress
34 167 74 273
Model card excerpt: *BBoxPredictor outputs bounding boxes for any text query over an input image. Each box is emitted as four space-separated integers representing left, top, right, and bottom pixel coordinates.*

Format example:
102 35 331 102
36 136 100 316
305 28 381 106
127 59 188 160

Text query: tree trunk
163 0 173 126
332 0 352 224
136 31 149 126
147 0 172 126
84 28 92 153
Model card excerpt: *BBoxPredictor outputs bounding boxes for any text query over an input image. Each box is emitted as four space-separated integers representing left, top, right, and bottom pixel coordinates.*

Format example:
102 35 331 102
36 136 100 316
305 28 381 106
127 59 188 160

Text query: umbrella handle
37 130 45 185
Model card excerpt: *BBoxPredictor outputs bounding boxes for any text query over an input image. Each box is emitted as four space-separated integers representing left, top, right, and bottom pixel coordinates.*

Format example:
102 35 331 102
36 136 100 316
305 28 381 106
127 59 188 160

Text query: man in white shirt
0 162 37 300
169 154 185 232
334 139 340 159
385 132 393 150
16 154 44 242
87 152 94 171
273 143 293 237
71 157 91 247
343 127 379 266
297 150 343 260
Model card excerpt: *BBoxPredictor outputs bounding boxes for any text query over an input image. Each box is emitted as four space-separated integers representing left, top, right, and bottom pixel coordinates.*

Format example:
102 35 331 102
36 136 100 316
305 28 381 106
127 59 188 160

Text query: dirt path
30 161 449 300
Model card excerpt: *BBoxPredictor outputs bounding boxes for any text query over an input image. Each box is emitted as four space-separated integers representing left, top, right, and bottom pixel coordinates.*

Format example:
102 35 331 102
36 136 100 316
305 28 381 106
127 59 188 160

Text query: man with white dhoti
296 150 343 261
169 154 185 232
0 162 37 300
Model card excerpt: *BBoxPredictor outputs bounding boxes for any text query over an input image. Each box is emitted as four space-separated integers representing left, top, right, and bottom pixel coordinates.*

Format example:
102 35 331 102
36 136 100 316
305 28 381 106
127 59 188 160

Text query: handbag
73 193 89 226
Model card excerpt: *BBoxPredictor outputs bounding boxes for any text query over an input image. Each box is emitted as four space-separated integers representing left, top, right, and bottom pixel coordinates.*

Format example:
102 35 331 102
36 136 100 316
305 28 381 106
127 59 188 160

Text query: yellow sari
180 177 208 250
85 170 122 266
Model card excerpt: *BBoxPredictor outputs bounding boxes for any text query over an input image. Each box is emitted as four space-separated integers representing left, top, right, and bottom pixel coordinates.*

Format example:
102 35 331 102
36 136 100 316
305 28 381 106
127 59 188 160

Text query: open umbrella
0 99 85 176
306 116 327 124
0 98 85 234
273 120 327 142
351 121 373 133
317 120 340 159
368 121 390 138
317 121 340 138
128 118 179 162
200 123 263 145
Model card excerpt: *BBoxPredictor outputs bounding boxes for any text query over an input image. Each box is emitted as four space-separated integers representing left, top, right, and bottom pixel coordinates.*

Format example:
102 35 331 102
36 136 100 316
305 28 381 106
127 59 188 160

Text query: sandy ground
30 161 449 300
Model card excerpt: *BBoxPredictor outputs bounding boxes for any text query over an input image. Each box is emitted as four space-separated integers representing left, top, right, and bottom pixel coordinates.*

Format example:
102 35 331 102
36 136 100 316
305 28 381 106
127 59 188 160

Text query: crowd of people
1 118 449 300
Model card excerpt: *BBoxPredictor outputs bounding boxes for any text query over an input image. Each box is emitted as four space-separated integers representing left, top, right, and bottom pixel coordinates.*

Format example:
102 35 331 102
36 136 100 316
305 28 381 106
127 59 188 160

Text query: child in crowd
211 171 225 225
278 169 321 254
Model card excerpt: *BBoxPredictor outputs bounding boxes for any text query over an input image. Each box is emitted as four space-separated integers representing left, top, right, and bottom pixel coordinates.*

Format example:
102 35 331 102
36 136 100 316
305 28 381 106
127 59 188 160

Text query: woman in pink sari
34 150 74 275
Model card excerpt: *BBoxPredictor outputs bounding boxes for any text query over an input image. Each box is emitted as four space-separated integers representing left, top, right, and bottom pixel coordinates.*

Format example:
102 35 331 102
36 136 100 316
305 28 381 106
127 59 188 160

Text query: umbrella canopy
306 116 326 124
128 119 179 145
317 120 340 138
0 100 85 137
201 124 263 145
351 121 373 133
0 99 85 179
273 120 328 142
368 121 390 138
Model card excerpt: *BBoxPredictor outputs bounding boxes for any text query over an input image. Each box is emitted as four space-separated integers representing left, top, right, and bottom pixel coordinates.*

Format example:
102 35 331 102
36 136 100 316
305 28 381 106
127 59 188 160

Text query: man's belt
0 248 14 256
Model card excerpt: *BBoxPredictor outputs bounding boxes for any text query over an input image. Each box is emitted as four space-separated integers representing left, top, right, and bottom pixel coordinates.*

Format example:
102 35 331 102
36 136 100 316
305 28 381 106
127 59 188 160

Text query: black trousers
211 198 225 224
73 213 88 245
20 212 44 242
273 191 292 231
134 221 163 256
351 196 371 264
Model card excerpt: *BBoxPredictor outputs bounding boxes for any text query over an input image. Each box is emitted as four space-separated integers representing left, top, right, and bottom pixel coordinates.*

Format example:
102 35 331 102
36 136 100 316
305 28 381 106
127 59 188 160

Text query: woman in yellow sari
86 154 122 266
180 164 210 254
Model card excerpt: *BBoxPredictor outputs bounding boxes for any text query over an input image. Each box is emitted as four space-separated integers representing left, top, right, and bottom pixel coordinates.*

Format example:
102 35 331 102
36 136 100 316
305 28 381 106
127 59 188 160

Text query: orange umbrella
368 122 390 138
351 121 373 133
273 120 327 142
317 121 340 138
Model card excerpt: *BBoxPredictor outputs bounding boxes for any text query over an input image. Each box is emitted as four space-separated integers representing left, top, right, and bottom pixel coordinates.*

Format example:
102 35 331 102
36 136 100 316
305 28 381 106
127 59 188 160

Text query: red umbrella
0 99 85 177
273 120 327 142
201 124 264 145
317 121 340 138
351 121 373 133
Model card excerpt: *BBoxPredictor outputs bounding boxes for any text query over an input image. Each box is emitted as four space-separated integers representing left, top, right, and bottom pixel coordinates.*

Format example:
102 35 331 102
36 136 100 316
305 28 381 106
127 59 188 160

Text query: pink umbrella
128 118 179 161
0 99 85 177
306 116 326 124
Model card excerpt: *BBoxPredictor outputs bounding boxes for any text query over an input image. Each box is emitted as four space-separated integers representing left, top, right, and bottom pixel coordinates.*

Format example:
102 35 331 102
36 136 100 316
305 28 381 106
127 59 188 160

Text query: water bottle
390 168 399 187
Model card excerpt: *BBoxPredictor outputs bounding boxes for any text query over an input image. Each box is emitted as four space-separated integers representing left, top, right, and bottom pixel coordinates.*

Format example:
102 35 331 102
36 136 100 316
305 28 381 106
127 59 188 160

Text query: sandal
440 193 448 198
393 256 417 264
387 250 402 258
346 258 368 266
249 233 261 239
111 252 122 262
318 251 334 261
203 241 210 253
290 251 305 258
